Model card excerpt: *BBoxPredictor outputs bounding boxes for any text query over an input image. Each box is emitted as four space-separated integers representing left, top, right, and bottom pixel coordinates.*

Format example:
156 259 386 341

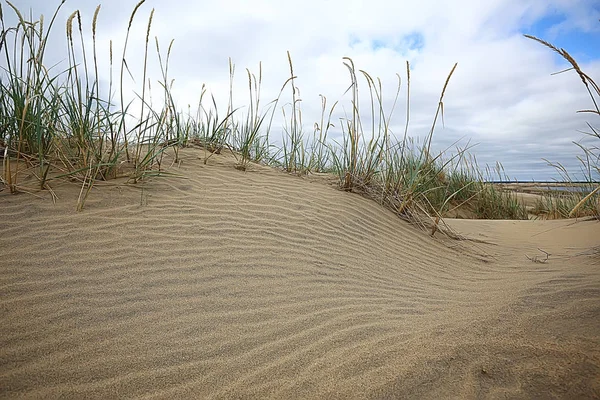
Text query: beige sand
1 148 599 399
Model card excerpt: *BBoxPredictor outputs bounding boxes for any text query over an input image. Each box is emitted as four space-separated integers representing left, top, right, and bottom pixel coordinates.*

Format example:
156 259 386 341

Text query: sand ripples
1 149 599 399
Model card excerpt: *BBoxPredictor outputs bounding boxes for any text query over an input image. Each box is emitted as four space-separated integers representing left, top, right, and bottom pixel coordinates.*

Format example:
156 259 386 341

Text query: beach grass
525 32 600 219
1 2 597 222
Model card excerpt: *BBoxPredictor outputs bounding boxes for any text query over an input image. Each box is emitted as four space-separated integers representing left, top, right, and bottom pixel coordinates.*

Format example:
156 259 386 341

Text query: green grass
1 2 595 225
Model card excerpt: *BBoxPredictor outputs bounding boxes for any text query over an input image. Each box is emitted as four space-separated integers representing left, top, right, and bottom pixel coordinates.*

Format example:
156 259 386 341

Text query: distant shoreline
489 181 598 184
494 181 597 195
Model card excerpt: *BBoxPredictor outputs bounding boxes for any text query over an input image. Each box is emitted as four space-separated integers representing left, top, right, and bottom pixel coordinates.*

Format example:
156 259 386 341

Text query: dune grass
5 2 595 225
525 33 600 219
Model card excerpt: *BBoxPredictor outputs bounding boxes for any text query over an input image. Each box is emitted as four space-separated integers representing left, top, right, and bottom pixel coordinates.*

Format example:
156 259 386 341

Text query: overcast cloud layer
7 0 600 180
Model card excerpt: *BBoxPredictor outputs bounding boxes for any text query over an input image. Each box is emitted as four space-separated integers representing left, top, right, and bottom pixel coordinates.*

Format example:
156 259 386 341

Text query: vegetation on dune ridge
0 1 597 224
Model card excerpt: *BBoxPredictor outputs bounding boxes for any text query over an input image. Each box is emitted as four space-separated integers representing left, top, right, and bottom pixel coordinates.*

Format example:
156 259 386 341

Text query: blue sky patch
400 32 425 52
523 13 600 62
372 39 387 51
348 32 426 54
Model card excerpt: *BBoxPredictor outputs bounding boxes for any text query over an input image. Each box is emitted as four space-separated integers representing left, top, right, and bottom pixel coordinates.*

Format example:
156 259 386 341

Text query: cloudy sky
7 0 600 180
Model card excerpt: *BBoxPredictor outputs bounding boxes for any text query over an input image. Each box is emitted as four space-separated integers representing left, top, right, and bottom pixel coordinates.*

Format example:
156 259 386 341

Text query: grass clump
0 0 180 209
525 32 600 219
318 59 528 226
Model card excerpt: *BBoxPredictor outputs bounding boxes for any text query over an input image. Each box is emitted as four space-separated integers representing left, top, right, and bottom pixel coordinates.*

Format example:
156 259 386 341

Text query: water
540 186 595 194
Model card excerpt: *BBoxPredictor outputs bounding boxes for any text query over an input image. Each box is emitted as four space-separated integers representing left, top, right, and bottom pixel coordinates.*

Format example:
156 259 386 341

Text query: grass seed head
76 10 81 33
66 11 77 41
92 5 101 37
6 1 24 26
129 0 145 29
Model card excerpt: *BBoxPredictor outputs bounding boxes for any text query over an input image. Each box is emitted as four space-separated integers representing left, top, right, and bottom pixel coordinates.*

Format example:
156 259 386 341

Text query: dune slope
1 148 599 399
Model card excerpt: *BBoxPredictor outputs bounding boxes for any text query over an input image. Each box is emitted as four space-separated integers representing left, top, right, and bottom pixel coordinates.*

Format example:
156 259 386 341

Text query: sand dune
1 148 599 399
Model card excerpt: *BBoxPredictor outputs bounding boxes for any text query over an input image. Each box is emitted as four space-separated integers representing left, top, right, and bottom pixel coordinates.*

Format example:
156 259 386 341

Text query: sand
1 148 599 399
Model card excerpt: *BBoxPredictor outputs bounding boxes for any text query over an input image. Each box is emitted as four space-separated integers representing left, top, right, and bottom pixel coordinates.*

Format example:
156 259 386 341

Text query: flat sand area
1 148 599 399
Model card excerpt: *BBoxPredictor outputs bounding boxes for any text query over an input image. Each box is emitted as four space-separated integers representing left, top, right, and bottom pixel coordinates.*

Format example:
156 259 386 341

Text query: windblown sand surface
1 148 599 399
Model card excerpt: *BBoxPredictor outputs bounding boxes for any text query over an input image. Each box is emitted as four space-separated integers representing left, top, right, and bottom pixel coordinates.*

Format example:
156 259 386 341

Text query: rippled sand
1 148 599 399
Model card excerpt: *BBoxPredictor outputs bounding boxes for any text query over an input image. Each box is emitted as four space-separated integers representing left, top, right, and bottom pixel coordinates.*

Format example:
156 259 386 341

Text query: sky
5 0 600 181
